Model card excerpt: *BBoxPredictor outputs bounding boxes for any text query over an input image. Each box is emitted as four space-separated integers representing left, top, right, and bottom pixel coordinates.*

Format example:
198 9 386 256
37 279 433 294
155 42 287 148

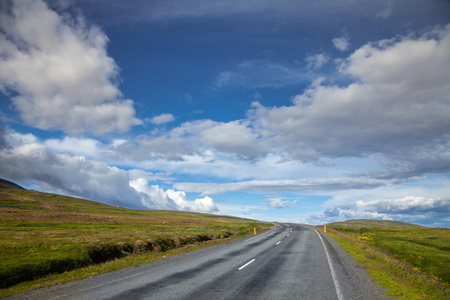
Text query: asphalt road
8 224 390 300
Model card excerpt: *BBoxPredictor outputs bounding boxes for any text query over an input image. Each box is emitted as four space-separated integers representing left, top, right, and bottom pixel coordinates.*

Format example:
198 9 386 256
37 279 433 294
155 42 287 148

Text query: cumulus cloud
0 140 140 208
148 113 176 125
130 178 218 212
266 197 291 208
308 196 450 227
174 178 386 196
113 119 267 162
356 196 450 214
45 25 447 182
0 0 142 135
101 25 449 179
45 136 103 158
249 25 450 170
18 25 447 190
0 128 218 212
194 196 218 212
198 120 267 159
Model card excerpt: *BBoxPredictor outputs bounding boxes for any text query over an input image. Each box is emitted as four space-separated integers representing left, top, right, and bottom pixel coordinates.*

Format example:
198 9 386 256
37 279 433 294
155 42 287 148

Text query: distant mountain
0 178 25 190
327 219 424 228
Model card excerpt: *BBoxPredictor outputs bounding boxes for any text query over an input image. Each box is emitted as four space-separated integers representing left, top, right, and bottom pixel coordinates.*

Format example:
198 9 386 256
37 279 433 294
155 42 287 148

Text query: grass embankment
0 189 270 297
323 220 449 299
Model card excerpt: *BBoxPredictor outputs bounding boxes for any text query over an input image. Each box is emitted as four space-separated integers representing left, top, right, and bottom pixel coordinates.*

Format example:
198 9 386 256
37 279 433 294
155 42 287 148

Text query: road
8 224 390 300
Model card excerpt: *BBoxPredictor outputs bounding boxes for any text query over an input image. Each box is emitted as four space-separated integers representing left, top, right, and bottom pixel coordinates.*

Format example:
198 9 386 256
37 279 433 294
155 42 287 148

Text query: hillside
0 187 228 219
327 219 425 228
0 178 25 190
0 188 254 230
326 219 449 298
0 188 269 296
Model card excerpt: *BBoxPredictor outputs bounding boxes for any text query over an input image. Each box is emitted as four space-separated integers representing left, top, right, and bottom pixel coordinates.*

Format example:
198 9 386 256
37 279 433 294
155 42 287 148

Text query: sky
0 0 449 227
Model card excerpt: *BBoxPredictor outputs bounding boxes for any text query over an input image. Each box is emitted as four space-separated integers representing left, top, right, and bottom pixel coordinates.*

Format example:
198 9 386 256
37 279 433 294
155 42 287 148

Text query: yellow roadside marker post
254 228 256 235
324 225 327 233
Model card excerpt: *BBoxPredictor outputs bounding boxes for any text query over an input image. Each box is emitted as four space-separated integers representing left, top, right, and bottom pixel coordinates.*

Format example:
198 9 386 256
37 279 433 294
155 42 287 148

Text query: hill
327 219 425 228
0 178 25 190
0 188 269 296
325 218 449 298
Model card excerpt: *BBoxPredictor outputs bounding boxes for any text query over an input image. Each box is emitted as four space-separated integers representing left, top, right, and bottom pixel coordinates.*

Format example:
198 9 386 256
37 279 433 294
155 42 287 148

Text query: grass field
325 219 450 299
0 189 270 297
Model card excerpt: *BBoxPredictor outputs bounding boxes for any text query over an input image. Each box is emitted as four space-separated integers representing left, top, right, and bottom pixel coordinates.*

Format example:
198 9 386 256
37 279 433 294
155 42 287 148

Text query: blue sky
1 0 449 227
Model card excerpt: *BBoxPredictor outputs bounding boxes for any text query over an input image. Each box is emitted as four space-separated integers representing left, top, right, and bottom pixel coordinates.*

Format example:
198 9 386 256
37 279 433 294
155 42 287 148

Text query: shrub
133 240 153 254
217 230 232 239
153 238 177 252
178 236 199 246
86 243 133 264
195 234 212 242
0 256 89 289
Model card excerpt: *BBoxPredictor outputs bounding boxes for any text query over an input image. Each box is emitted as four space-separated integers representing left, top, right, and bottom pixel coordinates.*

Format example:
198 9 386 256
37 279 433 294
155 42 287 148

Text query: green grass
0 189 270 297
323 220 449 299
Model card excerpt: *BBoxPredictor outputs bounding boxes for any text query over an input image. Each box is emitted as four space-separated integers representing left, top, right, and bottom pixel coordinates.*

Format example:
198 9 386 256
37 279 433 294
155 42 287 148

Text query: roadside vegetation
323 220 449 299
0 188 270 297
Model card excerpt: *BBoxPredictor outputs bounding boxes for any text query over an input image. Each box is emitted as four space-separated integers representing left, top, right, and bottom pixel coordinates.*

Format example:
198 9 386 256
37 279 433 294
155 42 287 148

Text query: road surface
8 224 390 300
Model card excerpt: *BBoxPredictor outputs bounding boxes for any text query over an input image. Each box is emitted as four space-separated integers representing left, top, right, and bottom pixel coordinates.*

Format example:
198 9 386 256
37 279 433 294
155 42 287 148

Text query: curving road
8 224 390 300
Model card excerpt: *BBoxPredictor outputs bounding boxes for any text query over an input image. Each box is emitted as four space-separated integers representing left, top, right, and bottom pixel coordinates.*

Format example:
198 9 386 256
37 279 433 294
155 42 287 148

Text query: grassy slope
0 189 269 297
328 219 425 228
324 219 449 299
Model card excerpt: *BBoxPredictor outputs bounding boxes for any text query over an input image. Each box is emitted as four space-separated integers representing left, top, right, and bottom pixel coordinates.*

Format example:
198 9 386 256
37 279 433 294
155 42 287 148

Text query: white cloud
0 140 141 208
6 131 38 147
305 53 329 69
0 0 142 135
148 113 176 125
174 178 386 196
249 25 450 169
305 179 450 227
114 119 267 162
103 26 449 181
0 129 217 213
266 196 291 208
340 28 450 90
131 178 218 212
45 136 103 158
198 120 267 159
214 59 306 89
129 179 178 210
16 26 447 196
194 196 219 213
355 196 450 214
213 202 268 220
332 36 350 51
308 196 450 227
128 169 175 182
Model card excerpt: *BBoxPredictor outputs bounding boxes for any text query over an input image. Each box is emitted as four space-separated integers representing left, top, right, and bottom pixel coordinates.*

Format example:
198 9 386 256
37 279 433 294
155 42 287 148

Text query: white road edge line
245 230 271 242
312 228 344 300
238 259 255 270
276 241 281 245
50 267 156 299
